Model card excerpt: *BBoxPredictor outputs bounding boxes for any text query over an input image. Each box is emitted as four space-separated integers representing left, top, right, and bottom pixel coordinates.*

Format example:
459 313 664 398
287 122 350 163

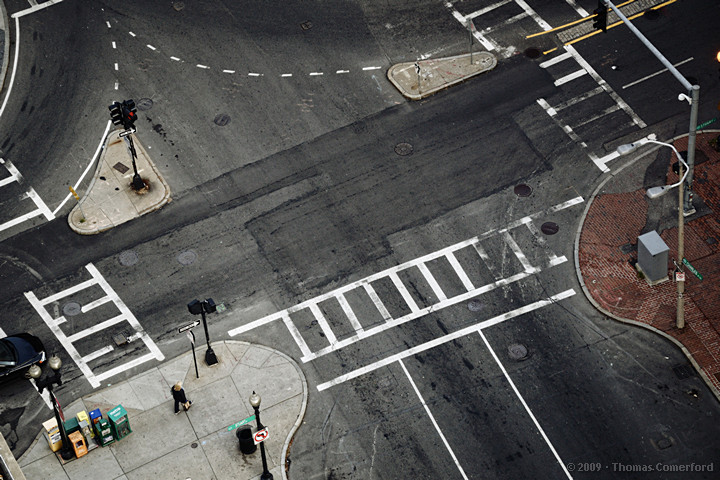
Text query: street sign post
227 415 256 432
180 325 200 379
253 427 269 444
682 258 703 280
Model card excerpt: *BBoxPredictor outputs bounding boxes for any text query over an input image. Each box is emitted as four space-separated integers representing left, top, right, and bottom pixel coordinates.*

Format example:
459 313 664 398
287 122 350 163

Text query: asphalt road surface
1 0 719 478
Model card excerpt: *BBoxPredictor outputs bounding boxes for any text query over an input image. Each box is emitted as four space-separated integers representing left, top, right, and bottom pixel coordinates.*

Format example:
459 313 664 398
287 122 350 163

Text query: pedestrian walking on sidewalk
171 381 193 415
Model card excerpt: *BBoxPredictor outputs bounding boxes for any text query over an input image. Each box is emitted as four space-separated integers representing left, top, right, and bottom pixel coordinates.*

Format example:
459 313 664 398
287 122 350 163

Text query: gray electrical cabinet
637 231 669 284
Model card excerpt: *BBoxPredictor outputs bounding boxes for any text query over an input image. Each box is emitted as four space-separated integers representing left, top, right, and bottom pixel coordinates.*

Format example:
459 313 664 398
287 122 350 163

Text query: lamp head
249 391 261 408
27 363 42 379
646 186 668 199
616 143 639 156
48 354 62 371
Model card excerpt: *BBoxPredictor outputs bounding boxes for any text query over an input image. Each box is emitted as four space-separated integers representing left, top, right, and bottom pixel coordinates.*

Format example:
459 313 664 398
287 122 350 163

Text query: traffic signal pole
603 0 698 216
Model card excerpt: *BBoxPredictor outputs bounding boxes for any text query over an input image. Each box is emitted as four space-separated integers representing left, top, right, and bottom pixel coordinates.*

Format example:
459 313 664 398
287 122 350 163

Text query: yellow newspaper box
42 418 62 452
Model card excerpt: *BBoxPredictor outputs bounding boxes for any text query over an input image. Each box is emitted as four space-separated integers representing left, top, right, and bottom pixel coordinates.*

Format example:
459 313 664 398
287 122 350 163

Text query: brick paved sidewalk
578 131 720 399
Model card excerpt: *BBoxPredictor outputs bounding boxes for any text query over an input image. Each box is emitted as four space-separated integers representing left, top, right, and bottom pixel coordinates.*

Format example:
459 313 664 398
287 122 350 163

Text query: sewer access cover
63 302 82 317
541 222 559 235
214 114 231 126
524 47 541 59
118 250 139 266
136 98 154 111
177 250 197 265
467 300 484 312
394 143 413 156
514 184 532 197
508 343 528 360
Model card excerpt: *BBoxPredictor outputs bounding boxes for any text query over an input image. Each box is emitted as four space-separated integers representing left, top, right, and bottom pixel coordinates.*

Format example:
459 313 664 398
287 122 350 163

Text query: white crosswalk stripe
24 263 164 388
0 158 54 234
229 197 584 362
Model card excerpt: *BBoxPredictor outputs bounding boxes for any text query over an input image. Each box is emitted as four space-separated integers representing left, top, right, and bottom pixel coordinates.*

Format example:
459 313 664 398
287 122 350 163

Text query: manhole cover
173 2 184 11
394 143 413 156
191 442 198 448
62 302 82 317
524 47 541 59
514 184 532 197
177 250 197 265
541 222 559 235
467 300 484 312
508 343 528 360
137 98 153 111
118 250 139 266
113 162 130 174
655 437 673 450
300 21 313 30
214 114 231 126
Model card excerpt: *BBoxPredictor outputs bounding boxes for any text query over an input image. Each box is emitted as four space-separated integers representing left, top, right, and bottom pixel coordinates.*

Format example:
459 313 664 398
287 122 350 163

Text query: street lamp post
28 355 75 461
187 298 219 366
617 139 688 329
249 391 273 480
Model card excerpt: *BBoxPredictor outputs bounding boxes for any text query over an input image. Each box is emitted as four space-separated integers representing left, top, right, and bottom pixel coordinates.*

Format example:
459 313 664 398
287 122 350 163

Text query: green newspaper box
107 405 132 440
94 418 114 447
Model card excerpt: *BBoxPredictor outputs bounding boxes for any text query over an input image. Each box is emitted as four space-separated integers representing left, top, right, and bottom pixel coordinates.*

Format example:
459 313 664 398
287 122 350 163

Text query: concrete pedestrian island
17 341 307 480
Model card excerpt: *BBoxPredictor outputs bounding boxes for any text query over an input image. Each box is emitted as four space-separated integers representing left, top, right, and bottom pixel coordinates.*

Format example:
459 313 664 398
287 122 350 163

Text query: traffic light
108 102 123 125
593 0 607 32
121 99 137 129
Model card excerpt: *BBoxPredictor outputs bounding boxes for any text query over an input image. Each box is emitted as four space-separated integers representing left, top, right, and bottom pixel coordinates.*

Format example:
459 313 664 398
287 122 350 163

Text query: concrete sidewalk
68 129 171 235
577 130 720 400
17 341 307 480
388 51 497 100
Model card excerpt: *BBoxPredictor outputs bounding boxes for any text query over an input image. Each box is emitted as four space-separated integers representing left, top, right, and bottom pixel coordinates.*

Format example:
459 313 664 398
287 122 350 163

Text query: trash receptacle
236 426 256 454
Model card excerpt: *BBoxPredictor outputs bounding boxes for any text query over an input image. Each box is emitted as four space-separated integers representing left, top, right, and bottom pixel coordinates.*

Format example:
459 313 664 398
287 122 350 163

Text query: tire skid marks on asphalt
229 197 584 362
537 45 646 172
105 21 384 80
0 158 54 233
24 263 164 389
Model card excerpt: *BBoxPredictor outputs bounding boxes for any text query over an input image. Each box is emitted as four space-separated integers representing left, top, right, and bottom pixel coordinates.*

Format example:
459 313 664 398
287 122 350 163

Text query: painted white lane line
282 312 312 358
553 86 604 111
94 352 159 384
114 63 118 71
0 210 44 233
471 241 499 280
12 0 64 18
336 70 349 74
196 64 210 69
400 359 469 480
317 289 576 390
336 293 364 333
170 56 181 61
479 330 573 479
466 0 512 20
565 45 646 128
390 272 420 313
574 104 621 128
53 121 112 215
106 21 112 28
146 44 156 51
40 278 97 306
554 69 587 86
309 72 323 76
128 31 136 37
248 73 261 77
0 17 21 119
564 0 589 17
0 158 23 184
309 303 338 345
362 66 381 71
81 295 112 313
448 6 498 52
281 73 293 77
24 290 100 387
0 328 5 337
445 252 475 291
417 262 448 302
223 69 235 74
539 51 572 69
363 283 393 322
112 41 116 49
622 57 694 89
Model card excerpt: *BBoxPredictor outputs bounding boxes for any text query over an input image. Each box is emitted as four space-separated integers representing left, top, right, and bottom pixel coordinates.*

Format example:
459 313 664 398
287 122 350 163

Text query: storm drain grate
214 114 231 126
113 162 130 174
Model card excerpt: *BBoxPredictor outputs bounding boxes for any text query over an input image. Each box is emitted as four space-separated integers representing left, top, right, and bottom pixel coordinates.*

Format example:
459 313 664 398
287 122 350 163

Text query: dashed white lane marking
106 20 111 28
400 359 470 480
128 31 136 37
24 263 164 388
223 69 235 74
146 44 156 51
316 289 576 391
197 64 210 69
336 70 349 74
170 56 181 61
362 66 381 71
479 330 573 479
111 41 116 49
281 73 292 77
248 73 261 77
309 72 323 76
622 57 694 89
114 63 118 70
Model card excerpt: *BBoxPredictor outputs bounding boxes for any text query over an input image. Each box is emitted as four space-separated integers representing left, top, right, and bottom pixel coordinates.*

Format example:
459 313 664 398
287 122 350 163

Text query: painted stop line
253 427 269 444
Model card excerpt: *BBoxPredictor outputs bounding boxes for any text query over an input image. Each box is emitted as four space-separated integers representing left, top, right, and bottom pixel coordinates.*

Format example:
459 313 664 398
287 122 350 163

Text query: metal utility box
42 418 62 452
64 416 80 436
94 418 114 447
637 231 669 284
107 405 132 440
68 431 87 458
